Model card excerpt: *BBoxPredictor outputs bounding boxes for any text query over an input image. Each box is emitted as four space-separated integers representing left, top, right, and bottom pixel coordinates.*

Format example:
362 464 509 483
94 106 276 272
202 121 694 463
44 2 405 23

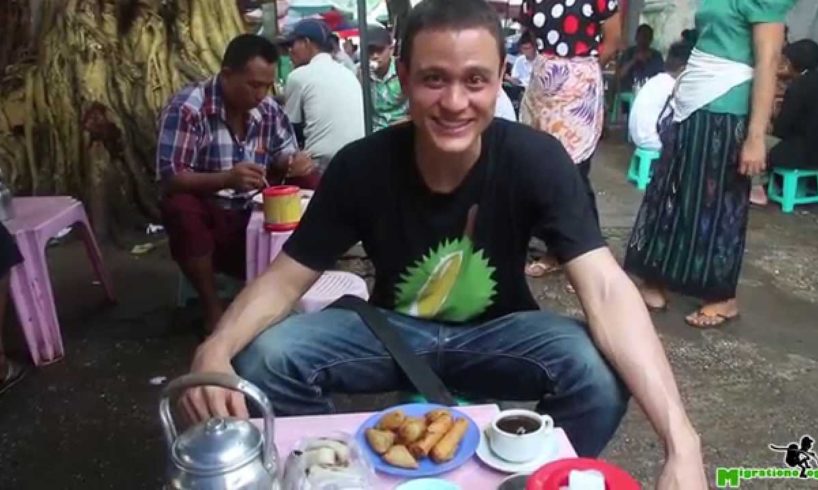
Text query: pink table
261 404 577 489
245 210 292 282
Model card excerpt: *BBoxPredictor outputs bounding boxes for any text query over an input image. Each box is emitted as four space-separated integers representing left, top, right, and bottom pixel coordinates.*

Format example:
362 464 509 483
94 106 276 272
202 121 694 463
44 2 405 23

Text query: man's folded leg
231 308 441 416
162 193 249 330
439 310 630 457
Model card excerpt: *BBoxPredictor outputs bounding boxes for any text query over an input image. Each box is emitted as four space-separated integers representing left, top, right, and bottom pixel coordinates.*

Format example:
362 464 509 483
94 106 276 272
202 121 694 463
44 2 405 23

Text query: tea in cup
487 409 554 463
263 185 301 231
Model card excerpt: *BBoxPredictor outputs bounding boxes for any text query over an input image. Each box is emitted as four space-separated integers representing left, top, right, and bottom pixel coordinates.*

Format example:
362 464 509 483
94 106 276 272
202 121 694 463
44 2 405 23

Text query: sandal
0 360 28 396
685 309 739 329
525 260 561 278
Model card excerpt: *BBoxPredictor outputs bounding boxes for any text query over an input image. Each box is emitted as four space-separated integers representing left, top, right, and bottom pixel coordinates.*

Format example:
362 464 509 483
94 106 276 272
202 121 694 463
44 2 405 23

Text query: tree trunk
0 0 245 242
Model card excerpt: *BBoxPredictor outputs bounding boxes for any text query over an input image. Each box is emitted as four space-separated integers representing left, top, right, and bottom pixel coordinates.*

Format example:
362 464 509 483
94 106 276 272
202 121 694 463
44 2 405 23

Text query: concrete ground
1 136 817 489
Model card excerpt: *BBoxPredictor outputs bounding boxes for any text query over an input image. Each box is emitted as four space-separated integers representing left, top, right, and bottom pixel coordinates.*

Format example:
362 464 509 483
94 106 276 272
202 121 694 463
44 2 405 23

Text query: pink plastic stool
245 210 369 309
297 271 369 313
6 197 115 366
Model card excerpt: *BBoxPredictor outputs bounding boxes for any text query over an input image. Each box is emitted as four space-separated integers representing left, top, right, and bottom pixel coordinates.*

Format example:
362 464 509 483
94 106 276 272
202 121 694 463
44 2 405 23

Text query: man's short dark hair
518 31 536 49
222 34 279 70
636 24 654 39
329 34 341 48
665 41 692 72
783 39 818 73
399 0 505 67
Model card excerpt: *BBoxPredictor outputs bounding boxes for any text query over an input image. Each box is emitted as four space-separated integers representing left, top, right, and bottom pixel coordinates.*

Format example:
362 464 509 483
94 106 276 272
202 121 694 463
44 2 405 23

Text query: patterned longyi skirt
624 110 751 301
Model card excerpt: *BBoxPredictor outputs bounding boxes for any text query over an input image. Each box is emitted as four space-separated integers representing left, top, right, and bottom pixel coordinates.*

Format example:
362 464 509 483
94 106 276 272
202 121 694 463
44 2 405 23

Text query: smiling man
181 1 706 487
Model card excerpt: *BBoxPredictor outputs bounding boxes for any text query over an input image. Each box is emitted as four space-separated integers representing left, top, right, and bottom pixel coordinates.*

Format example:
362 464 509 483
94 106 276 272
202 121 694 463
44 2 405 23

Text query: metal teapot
160 373 280 489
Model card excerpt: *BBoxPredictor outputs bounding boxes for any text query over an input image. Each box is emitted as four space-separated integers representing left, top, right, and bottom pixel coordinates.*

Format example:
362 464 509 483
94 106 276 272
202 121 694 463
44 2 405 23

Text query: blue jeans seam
305 350 437 386
441 348 557 389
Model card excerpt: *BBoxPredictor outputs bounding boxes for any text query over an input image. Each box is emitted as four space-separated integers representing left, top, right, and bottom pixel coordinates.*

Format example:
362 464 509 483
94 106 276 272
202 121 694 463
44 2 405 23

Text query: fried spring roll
430 418 469 463
409 413 453 458
425 409 450 423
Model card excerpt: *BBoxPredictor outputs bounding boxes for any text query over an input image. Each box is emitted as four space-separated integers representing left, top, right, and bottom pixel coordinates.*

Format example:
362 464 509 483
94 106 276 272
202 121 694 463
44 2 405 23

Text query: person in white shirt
329 34 356 72
495 87 517 121
283 19 365 173
628 42 692 151
506 33 536 88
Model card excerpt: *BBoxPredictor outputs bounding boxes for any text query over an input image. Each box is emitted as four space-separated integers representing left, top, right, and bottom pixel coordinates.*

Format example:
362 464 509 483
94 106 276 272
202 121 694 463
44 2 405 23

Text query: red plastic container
526 458 640 490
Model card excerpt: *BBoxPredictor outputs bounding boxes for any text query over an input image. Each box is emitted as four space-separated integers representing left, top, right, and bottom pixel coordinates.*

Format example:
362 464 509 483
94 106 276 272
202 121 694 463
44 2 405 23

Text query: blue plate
354 403 480 478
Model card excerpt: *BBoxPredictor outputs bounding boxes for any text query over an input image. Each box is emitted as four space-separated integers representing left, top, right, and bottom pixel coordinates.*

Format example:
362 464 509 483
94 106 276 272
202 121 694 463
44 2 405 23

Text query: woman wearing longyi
624 0 797 328
519 0 623 278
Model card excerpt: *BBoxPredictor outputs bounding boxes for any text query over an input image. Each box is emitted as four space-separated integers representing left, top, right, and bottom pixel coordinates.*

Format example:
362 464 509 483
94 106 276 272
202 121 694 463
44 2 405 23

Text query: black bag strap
329 295 456 406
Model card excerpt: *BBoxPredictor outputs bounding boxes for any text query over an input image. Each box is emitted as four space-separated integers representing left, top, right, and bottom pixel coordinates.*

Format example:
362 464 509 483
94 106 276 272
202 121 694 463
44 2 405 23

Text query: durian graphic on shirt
395 205 497 322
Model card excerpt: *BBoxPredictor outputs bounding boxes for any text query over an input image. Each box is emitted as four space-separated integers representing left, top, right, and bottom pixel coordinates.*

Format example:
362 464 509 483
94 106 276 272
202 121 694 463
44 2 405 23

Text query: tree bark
0 0 245 241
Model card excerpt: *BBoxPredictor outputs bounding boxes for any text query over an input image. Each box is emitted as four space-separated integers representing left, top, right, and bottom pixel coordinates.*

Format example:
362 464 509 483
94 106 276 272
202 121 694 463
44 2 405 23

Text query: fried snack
397 416 426 444
383 444 419 469
376 410 406 431
409 413 453 458
365 428 396 455
430 418 469 463
425 409 450 423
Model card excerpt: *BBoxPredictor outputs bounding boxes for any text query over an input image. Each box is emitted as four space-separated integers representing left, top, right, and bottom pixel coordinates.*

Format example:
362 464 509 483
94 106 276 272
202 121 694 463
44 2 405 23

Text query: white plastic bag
281 432 375 490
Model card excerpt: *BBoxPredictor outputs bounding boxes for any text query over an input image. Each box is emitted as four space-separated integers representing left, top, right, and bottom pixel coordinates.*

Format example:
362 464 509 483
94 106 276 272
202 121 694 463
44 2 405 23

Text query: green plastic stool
609 91 634 125
627 147 661 191
767 168 818 213
176 272 243 307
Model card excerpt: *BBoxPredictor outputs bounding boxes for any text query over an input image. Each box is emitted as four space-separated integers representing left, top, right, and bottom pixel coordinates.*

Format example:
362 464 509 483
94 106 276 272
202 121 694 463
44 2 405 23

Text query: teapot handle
159 373 277 470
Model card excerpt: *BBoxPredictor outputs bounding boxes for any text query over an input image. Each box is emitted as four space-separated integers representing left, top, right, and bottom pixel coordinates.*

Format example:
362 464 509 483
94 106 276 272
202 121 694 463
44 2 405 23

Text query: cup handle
540 414 554 432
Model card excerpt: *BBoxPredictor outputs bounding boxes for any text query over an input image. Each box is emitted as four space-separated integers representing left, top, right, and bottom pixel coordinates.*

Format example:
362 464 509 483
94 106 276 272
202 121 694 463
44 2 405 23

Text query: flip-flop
685 310 739 329
525 260 561 278
0 360 28 396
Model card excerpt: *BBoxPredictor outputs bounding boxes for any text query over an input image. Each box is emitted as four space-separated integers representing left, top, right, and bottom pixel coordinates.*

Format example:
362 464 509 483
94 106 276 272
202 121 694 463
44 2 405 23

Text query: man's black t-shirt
283 119 605 323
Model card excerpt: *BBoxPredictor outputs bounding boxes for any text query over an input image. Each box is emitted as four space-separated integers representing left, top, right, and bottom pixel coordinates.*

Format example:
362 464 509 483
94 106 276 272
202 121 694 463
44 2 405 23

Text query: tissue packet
282 432 375 490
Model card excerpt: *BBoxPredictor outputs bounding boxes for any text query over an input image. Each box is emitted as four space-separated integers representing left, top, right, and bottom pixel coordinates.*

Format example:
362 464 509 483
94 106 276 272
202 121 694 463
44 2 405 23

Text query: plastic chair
627 147 661 191
767 168 818 213
176 272 243 307
296 271 369 313
609 91 634 125
6 197 115 366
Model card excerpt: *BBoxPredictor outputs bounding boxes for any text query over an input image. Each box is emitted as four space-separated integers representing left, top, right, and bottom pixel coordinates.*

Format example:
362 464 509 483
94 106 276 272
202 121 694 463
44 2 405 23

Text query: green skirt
624 110 751 301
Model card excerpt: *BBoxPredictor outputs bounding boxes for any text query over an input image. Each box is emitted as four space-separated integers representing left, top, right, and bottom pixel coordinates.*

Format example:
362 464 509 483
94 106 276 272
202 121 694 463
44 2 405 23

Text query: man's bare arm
180 253 321 422
565 248 706 488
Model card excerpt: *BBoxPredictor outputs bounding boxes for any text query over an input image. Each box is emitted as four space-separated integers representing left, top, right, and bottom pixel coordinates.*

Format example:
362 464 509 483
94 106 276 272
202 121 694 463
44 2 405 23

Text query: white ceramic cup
487 409 554 463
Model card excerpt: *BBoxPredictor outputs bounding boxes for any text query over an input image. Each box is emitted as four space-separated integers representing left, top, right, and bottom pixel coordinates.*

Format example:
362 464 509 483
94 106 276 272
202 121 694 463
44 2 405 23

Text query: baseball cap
283 19 331 47
366 25 393 48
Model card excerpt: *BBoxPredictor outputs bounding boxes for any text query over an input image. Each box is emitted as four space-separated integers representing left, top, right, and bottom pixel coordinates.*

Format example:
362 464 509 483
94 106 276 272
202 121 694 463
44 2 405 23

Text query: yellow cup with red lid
263 185 301 231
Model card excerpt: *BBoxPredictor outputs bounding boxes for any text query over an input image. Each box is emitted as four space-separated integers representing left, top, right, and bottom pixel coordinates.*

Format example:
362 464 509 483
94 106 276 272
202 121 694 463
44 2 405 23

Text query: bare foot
685 299 739 328
639 283 668 310
750 185 768 206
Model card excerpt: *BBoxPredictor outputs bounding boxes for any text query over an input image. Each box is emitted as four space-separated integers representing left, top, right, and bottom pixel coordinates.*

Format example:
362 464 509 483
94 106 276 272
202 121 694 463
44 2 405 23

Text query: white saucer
475 426 560 474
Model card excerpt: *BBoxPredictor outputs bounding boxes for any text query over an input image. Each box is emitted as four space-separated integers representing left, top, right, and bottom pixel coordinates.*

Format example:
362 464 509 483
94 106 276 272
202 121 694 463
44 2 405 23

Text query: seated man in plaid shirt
157 34 314 332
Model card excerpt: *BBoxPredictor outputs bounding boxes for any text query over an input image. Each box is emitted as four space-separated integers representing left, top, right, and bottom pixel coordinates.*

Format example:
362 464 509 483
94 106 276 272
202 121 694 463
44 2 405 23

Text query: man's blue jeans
233 308 630 456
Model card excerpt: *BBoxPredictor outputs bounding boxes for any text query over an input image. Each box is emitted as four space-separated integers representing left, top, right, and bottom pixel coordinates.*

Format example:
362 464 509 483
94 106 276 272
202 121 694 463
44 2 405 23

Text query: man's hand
657 435 707 490
179 343 249 423
739 134 766 176
287 151 316 178
226 162 266 192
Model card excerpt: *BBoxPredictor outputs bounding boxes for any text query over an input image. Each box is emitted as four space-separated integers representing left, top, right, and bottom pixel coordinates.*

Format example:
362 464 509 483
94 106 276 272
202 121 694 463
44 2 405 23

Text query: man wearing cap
282 19 365 173
363 25 408 131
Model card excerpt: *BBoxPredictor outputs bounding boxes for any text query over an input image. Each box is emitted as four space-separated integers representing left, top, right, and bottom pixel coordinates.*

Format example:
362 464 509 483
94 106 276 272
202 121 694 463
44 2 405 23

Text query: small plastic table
245 210 291 282
263 404 577 489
